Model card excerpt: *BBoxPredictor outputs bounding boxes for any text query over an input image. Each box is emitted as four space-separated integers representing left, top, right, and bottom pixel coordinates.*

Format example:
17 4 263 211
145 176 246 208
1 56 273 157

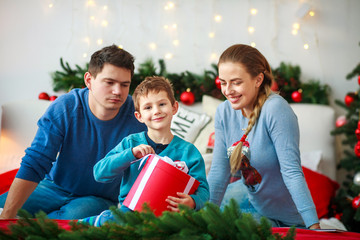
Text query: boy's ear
172 101 179 115
84 72 92 89
134 111 144 123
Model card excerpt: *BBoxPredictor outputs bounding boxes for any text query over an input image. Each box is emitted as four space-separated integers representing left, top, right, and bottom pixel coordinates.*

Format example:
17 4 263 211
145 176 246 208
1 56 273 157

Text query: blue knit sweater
94 132 209 210
207 94 319 228
16 88 146 202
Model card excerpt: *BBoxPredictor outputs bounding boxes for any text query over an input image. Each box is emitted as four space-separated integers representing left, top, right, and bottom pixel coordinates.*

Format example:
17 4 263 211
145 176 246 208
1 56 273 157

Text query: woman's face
218 62 263 117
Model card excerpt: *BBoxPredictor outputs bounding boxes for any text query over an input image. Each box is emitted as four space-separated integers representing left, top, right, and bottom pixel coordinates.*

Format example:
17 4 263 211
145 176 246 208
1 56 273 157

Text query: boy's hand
132 144 155 159
166 192 195 212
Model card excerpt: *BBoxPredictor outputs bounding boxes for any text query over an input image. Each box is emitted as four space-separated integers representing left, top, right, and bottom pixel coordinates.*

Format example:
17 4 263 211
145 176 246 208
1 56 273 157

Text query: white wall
0 0 359 115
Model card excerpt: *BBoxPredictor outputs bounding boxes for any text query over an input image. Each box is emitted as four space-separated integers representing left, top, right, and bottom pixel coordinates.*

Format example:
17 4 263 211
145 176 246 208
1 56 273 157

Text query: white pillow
319 217 347 230
300 150 322 172
193 95 224 153
171 105 211 143
202 153 213 175
0 154 22 174
202 95 224 119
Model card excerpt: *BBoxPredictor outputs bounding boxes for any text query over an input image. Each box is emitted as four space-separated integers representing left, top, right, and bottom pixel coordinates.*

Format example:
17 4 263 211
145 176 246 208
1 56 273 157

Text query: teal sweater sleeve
94 140 137 183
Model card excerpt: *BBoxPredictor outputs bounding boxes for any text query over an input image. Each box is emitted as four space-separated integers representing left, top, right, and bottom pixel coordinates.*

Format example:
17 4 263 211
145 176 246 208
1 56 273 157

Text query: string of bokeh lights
47 1 316 60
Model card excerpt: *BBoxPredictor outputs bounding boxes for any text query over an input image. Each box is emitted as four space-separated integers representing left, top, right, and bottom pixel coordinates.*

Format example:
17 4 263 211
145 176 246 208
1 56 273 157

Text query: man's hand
132 144 155 159
166 192 195 212
0 178 38 219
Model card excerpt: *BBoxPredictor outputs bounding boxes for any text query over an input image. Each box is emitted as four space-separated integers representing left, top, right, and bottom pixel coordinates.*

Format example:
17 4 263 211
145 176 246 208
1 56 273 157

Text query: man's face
85 63 131 120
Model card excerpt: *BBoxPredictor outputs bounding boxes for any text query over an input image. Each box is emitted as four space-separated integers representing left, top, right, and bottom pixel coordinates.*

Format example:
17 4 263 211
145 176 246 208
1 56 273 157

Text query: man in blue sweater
0 45 146 219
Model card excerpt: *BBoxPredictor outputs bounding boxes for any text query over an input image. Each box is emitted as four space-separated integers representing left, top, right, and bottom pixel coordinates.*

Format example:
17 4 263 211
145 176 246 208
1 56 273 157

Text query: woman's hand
309 223 321 229
166 192 195 212
132 144 155 159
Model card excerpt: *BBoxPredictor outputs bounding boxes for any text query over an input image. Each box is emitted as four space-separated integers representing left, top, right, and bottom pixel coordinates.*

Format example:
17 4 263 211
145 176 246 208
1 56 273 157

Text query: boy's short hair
132 76 176 112
88 44 135 78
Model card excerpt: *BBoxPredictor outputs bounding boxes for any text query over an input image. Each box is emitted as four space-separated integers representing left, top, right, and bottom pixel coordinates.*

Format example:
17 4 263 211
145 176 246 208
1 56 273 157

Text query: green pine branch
0 200 296 240
129 58 222 102
346 63 360 80
52 58 88 92
272 62 330 104
51 58 331 105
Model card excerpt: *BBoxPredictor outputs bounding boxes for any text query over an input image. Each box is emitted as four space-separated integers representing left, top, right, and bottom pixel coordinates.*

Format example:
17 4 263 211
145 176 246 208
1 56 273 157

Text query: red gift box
123 154 200 216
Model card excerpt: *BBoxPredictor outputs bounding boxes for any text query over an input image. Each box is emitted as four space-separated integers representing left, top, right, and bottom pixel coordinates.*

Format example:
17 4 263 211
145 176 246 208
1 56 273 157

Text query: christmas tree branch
0 200 296 239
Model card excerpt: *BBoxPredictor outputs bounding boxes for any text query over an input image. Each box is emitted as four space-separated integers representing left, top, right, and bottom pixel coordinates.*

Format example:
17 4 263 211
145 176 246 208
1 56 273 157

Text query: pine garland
130 59 223 102
0 200 296 239
50 58 224 102
272 62 331 105
51 58 329 105
52 58 88 92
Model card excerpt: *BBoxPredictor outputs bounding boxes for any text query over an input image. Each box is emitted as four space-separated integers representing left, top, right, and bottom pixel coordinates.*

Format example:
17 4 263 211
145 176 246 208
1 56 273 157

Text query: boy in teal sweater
81 76 209 226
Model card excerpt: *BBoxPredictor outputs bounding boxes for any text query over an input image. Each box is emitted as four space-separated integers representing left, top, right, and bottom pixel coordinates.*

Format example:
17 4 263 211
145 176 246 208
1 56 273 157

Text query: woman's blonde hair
218 44 274 174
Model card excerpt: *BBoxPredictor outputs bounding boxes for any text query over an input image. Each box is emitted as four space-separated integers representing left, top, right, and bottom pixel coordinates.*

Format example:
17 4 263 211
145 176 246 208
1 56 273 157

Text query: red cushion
302 166 339 219
0 169 18 195
0 219 74 233
273 227 360 240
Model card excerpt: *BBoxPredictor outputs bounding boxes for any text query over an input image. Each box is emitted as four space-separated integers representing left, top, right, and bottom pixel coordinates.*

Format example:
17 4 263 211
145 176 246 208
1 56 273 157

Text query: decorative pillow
202 153 213 175
302 166 339 219
0 154 22 175
300 150 322 172
202 95 224 119
171 105 211 143
193 95 224 153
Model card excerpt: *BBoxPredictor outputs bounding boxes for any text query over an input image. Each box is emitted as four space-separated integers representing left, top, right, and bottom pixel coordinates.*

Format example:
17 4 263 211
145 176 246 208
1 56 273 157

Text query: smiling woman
218 61 264 118
207 44 320 229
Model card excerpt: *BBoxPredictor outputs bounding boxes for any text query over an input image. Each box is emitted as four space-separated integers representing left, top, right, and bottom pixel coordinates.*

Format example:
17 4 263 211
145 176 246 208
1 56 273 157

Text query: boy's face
84 63 131 120
135 90 178 132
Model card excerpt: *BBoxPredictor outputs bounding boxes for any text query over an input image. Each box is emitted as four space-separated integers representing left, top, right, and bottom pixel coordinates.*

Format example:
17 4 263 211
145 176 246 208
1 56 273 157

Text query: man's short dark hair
88 44 135 78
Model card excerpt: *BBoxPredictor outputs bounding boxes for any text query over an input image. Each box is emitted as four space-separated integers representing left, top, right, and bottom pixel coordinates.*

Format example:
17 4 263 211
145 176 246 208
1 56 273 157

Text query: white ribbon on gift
127 154 195 211
131 154 189 174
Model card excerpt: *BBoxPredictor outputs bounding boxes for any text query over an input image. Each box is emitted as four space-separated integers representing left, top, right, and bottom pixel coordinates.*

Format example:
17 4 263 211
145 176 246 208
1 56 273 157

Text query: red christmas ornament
291 90 302 102
335 115 347 128
38 92 50 100
180 90 195 105
215 76 221 89
352 195 360 209
358 75 360 85
335 213 343 220
271 81 278 91
49 95 58 101
355 141 360 158
356 128 360 140
358 120 360 130
344 93 355 107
